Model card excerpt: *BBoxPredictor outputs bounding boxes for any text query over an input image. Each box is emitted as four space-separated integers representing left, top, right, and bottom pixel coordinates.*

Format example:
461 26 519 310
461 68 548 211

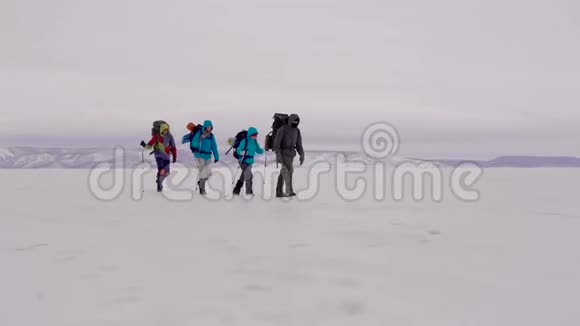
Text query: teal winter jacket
191 120 220 161
236 127 264 165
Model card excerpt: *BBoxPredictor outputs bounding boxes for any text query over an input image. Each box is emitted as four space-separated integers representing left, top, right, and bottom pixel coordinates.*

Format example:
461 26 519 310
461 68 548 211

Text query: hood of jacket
203 120 213 130
160 123 170 135
247 127 258 138
288 114 300 127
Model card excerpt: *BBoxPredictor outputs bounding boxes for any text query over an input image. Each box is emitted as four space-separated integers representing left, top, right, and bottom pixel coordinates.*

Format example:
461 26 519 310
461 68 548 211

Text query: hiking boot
276 175 284 196
198 178 207 195
246 179 253 196
233 180 243 196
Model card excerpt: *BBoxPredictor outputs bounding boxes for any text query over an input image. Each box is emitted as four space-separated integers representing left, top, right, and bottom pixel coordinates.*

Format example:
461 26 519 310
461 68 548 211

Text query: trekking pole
140 148 146 193
225 146 234 156
232 164 241 186
263 153 268 185
232 150 247 185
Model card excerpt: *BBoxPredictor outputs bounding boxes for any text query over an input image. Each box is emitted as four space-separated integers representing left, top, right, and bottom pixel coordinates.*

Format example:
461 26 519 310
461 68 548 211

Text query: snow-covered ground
1 167 580 325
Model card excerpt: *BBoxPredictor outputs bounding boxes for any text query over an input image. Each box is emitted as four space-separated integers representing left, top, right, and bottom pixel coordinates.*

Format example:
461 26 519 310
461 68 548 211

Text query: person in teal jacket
191 120 219 195
233 127 264 195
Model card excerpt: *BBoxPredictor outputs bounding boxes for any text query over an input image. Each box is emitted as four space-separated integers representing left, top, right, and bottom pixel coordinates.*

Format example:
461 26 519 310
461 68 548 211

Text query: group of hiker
140 113 304 198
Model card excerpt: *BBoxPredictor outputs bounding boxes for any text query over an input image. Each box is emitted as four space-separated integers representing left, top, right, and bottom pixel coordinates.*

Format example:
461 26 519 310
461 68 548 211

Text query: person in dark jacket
273 113 304 197
140 123 177 192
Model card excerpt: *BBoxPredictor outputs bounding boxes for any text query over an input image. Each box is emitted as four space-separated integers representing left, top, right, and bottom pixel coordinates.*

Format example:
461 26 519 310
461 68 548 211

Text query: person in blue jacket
191 120 219 195
233 127 264 196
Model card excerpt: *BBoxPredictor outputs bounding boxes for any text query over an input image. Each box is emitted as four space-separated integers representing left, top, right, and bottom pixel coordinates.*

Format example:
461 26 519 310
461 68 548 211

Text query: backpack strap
242 138 249 161
154 134 161 151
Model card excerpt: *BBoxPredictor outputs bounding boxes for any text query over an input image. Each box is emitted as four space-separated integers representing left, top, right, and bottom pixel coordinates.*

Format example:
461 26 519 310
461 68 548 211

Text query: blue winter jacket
191 120 220 161
237 127 264 165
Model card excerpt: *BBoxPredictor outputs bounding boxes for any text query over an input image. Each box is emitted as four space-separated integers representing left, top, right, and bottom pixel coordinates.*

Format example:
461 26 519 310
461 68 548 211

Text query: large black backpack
264 113 289 151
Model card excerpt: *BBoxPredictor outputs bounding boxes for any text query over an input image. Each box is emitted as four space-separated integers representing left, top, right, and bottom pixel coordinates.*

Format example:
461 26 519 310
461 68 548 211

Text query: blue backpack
182 124 203 153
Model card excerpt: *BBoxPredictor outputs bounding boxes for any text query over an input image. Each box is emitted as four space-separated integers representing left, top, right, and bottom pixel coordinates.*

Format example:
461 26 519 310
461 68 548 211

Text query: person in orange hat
182 122 203 154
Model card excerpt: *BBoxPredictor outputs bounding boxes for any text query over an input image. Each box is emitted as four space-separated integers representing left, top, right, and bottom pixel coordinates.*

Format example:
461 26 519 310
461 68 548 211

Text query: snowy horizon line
1 146 580 169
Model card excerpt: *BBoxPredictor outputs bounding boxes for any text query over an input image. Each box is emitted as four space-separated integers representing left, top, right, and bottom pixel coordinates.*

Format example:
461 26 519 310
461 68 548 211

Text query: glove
140 140 146 148
299 156 305 166
214 159 219 164
173 157 177 163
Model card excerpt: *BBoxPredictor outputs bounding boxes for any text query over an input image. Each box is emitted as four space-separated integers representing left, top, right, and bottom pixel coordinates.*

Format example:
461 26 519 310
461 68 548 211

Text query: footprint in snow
244 284 272 293
10 243 48 252
338 301 367 316
427 230 442 236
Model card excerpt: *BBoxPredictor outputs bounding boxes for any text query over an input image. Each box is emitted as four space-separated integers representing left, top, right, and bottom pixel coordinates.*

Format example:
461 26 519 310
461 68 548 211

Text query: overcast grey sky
1 0 579 158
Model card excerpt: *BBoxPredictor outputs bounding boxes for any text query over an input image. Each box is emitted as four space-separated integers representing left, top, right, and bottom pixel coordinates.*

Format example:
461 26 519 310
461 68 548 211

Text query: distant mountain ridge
437 156 580 168
0 147 579 169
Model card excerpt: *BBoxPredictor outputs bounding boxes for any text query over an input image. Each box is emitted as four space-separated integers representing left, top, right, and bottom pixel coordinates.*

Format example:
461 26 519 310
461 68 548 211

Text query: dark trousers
276 155 294 195
236 162 253 194
155 157 171 187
